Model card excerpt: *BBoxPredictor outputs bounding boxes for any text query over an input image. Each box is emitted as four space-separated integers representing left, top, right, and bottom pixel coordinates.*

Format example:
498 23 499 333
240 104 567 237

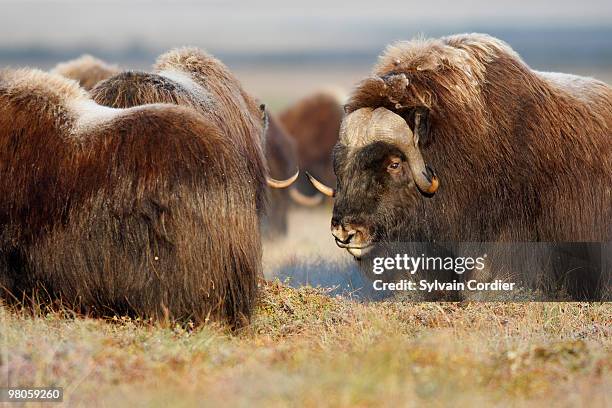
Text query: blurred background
1 0 610 107
1 0 610 290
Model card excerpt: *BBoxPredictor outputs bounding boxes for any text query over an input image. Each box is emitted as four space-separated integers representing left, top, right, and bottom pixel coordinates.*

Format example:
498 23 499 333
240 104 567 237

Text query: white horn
267 170 299 189
305 172 335 197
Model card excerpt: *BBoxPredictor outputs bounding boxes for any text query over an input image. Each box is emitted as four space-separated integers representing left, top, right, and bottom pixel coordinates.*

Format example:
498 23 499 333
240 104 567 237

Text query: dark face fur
331 141 421 258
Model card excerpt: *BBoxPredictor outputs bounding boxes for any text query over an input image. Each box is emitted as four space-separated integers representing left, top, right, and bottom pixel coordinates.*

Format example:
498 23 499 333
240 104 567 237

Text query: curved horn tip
305 172 335 197
421 165 439 195
426 177 440 194
267 170 299 189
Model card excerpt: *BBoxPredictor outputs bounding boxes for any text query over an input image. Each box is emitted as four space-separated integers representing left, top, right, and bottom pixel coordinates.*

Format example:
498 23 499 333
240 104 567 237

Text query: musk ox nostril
335 231 355 245
345 232 356 245
331 223 354 245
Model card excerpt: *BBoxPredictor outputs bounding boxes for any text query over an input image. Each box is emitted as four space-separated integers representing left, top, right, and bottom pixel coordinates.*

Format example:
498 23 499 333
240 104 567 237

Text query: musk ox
309 34 611 299
279 91 344 206
51 54 120 91
89 48 298 237
0 68 266 327
263 114 299 235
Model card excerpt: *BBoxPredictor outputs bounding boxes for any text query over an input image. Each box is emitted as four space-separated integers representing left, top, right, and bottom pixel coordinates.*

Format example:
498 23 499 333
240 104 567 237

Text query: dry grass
1 210 610 407
1 285 610 407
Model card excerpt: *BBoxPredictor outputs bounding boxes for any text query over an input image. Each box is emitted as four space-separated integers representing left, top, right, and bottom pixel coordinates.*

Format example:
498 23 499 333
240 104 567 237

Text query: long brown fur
0 69 264 327
344 33 611 242
52 55 121 90
89 48 296 235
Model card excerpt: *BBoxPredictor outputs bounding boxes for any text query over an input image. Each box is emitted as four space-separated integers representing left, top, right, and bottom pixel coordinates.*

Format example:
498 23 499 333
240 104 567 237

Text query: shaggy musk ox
89 48 298 237
52 54 121 91
0 69 265 327
309 34 611 299
279 91 344 206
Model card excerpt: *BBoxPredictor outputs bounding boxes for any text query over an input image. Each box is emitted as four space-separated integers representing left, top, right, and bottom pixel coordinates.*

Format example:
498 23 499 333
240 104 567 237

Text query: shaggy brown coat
342 33 611 242
52 55 121 90
89 48 296 235
0 69 264 327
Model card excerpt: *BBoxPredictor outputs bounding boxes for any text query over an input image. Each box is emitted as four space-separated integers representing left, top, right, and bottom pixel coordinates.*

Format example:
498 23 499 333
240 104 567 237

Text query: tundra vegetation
1 285 610 406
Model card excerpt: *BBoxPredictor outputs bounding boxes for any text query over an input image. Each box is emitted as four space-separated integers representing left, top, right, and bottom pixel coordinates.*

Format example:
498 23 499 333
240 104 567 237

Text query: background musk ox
52 54 121 91
311 34 611 299
88 48 299 237
0 68 266 327
279 91 344 206
263 115 299 235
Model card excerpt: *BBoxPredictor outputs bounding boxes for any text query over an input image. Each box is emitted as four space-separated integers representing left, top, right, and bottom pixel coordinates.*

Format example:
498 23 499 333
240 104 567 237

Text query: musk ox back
89 48 298 236
0 69 264 327
312 34 611 299
52 55 121 90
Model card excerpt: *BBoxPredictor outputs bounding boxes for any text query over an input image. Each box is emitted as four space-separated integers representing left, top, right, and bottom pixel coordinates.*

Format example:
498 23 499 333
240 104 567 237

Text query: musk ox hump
52 54 121 91
375 33 517 79
157 69 214 109
1 68 87 104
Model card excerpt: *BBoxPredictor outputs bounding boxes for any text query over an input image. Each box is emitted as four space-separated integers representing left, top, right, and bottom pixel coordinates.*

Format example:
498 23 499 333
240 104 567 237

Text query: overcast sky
1 0 610 52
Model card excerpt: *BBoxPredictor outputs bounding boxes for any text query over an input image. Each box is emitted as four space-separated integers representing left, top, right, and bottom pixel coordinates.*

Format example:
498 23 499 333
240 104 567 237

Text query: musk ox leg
262 188 289 238
0 249 18 303
0 247 37 306
550 243 606 301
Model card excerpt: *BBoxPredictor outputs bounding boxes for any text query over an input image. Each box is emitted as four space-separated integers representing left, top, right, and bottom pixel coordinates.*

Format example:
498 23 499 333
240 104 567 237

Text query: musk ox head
309 104 438 259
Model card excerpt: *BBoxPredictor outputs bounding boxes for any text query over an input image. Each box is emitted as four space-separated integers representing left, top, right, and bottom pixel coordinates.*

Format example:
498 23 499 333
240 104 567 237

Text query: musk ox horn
340 107 439 195
412 112 439 194
266 170 299 189
289 187 324 206
305 172 335 197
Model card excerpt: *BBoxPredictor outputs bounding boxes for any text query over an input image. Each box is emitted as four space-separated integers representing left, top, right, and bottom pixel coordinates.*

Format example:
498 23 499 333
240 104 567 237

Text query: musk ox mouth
334 240 374 259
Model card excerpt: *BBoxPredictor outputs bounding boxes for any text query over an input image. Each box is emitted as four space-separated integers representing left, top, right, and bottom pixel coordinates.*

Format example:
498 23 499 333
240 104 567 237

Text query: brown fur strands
0 69 262 327
52 54 121 91
90 47 293 229
344 33 611 242
279 91 344 198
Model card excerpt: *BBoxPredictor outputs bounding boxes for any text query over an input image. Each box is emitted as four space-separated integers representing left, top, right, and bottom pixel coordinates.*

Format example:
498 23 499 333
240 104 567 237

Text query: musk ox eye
387 159 402 173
